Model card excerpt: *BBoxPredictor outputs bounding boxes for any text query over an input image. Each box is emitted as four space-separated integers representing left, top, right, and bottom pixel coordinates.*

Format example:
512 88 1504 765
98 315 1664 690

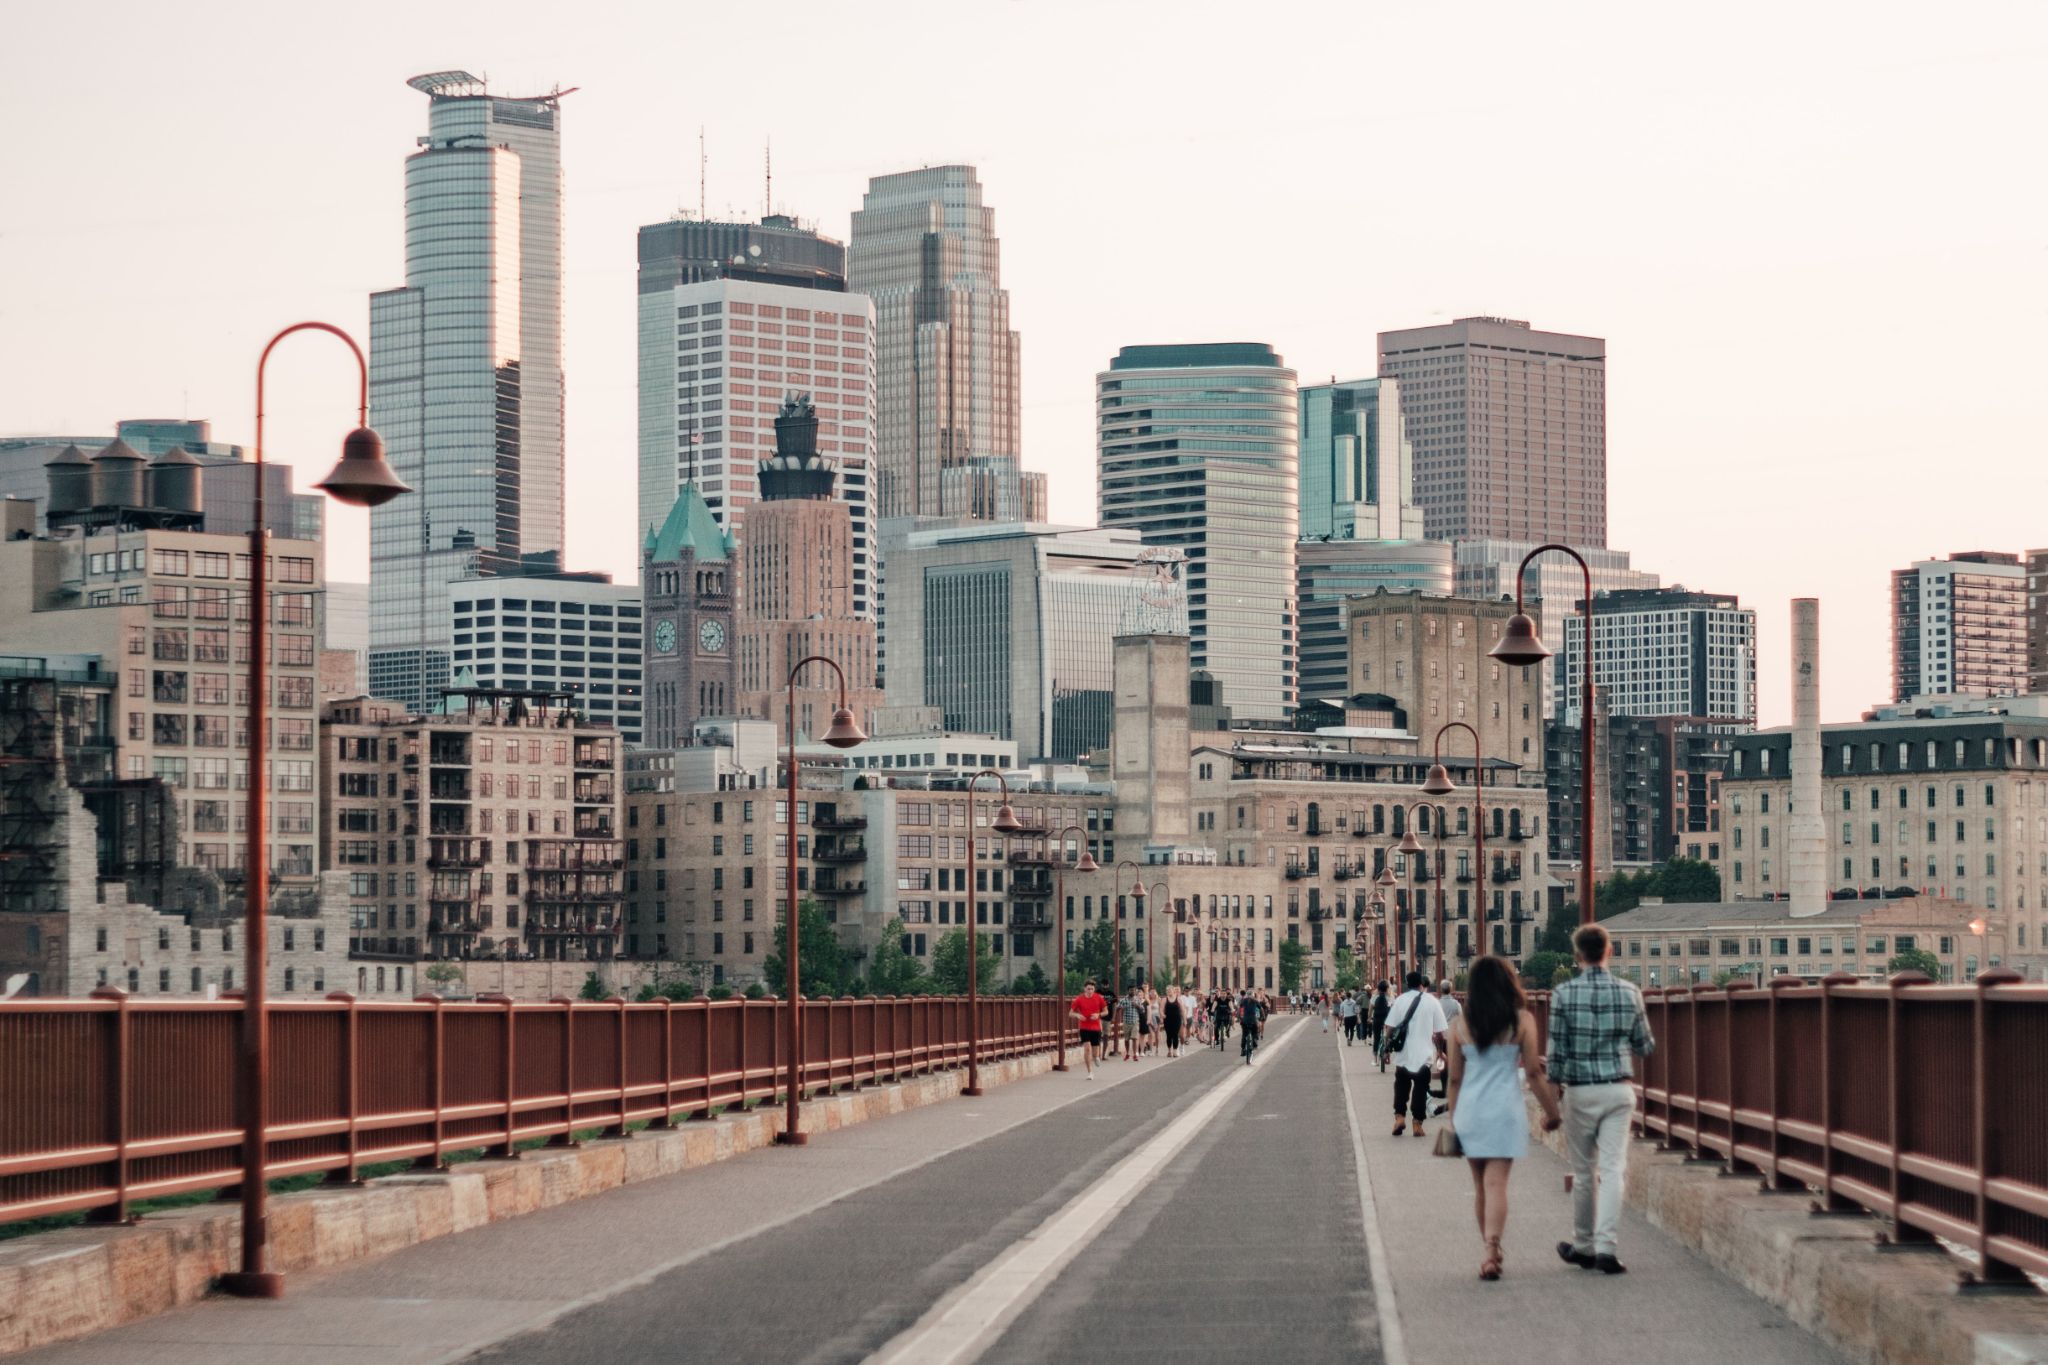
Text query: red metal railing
0 991 1063 1228
1527 971 2048 1286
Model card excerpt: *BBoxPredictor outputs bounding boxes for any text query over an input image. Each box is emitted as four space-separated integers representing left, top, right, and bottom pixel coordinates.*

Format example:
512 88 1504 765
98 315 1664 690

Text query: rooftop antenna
699 126 707 220
764 137 772 218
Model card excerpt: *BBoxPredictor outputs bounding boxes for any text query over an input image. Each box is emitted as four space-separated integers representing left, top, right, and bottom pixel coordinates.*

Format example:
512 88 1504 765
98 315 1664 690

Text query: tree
761 898 847 997
863 917 926 996
1010 962 1052 996
1065 921 1119 993
929 928 1004 995
1520 950 1572 989
1332 947 1364 993
1587 857 1722 921
578 971 608 1001
424 961 465 993
1277 939 1306 994
1538 901 1578 956
1887 947 1944 980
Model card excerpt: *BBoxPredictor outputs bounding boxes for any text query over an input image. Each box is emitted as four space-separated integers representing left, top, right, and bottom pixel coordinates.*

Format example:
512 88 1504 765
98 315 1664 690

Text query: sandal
1479 1236 1503 1281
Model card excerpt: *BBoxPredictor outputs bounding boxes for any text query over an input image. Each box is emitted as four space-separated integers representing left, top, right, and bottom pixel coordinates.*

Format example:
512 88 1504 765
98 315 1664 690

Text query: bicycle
1240 1020 1261 1064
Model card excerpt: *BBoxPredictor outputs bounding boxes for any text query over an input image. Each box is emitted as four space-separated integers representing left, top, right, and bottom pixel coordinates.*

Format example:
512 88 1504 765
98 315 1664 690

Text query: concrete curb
0 1050 1053 1357
1528 1102 2048 1365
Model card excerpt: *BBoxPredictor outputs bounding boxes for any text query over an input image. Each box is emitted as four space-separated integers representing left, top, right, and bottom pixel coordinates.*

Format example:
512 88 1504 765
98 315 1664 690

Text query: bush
743 982 767 1000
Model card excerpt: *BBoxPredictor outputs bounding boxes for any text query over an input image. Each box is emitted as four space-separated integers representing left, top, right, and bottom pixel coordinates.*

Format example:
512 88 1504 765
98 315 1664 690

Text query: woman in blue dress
1446 955 1563 1280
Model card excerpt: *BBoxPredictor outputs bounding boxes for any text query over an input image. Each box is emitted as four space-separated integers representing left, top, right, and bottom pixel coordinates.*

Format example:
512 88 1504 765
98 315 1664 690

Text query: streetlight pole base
1051 1064 1070 1073
773 1131 809 1146
960 1086 985 1097
219 1271 285 1299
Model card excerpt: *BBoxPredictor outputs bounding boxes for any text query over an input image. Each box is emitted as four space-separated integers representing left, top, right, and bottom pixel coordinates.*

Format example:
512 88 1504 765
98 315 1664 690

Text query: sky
3 0 2044 728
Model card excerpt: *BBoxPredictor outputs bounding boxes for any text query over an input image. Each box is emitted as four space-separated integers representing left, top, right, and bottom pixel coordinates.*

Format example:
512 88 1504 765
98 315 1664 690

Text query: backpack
1381 992 1424 1059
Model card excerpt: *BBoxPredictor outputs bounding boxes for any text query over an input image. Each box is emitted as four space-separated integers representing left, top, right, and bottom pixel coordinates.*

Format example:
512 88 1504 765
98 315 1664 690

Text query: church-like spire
758 393 834 500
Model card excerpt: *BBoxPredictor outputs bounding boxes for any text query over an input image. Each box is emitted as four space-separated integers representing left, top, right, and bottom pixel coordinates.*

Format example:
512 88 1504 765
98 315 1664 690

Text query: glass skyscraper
848 167 1040 523
368 72 567 711
1097 343 1298 717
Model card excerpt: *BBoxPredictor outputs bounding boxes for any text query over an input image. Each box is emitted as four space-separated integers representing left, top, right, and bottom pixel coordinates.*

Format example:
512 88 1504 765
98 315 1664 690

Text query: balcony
1491 867 1522 884
1305 822 1330 838
814 840 868 864
1007 849 1055 867
1332 864 1354 881
426 838 486 869
813 811 867 832
1284 862 1306 880
1009 905 1054 932
1455 870 1476 884
818 879 867 898
1507 826 1531 841
1457 940 1476 960
1011 872 1053 898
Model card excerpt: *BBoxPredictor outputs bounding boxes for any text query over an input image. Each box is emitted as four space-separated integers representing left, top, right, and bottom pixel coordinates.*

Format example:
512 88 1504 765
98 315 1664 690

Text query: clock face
699 619 726 652
652 620 677 653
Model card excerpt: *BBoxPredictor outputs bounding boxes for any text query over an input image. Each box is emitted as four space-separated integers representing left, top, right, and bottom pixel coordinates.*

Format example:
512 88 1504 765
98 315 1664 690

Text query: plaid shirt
1545 967 1655 1086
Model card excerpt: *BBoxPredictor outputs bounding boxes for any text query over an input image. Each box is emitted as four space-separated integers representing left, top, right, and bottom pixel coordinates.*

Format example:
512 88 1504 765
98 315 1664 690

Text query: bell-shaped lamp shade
992 801 1024 834
1130 882 1147 901
1420 761 1456 797
315 427 411 508
1074 850 1100 873
1374 864 1397 889
1488 612 1551 667
1395 828 1425 855
822 706 866 749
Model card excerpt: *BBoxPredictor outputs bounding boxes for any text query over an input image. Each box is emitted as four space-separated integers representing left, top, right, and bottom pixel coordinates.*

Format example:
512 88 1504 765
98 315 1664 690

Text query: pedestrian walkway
6 1021 1848 1365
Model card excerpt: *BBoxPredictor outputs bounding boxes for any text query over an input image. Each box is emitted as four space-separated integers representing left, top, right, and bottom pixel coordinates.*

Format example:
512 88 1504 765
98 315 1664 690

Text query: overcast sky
4 0 2044 726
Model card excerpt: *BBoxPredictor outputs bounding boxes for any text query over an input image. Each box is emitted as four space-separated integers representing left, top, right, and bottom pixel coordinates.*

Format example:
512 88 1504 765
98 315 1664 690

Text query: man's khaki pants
1563 1082 1634 1257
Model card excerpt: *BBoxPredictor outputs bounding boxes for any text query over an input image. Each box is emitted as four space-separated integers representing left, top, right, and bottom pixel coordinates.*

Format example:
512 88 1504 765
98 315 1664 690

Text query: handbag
1433 1125 1463 1158
1381 992 1424 1059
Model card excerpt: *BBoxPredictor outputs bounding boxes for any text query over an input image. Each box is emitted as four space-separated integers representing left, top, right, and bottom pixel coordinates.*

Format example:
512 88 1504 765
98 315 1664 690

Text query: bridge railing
1526 972 2048 1286
0 991 1063 1229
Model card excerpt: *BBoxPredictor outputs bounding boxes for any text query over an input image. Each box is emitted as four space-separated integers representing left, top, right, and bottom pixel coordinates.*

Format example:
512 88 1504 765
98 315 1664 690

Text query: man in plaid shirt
1546 922 1654 1275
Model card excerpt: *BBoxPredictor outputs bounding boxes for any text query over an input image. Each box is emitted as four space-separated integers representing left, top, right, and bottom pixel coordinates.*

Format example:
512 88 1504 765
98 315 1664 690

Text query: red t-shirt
1070 993 1107 1029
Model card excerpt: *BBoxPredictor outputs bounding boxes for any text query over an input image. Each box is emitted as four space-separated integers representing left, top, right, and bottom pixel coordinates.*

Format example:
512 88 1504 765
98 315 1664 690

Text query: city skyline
4 0 2045 728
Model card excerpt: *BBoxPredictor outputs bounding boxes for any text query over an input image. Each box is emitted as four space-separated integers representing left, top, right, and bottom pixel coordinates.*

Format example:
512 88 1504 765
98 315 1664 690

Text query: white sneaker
1086 1072 1095 1081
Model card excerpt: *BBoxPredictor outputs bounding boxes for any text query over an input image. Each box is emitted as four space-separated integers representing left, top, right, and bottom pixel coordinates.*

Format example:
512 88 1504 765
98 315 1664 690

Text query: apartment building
1594 895 2001 985
1892 552 2028 700
321 689 624 963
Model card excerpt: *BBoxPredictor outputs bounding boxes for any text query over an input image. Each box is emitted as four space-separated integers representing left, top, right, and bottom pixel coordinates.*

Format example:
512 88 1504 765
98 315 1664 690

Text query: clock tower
642 483 736 747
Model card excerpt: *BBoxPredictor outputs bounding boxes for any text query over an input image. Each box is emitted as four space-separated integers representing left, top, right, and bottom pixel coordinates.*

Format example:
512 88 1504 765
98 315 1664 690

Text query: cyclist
1239 990 1265 1064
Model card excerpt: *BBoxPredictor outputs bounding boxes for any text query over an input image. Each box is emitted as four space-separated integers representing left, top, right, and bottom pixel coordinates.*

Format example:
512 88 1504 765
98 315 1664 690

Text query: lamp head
1131 882 1147 901
1374 864 1397 889
1074 850 1099 873
315 427 411 508
821 706 866 749
1395 828 1425 855
1488 612 1551 667
1420 761 1455 797
992 801 1024 833
1969 918 1988 935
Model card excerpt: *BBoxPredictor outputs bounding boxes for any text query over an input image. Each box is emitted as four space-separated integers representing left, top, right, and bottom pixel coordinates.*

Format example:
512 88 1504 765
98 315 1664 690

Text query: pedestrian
1548 923 1656 1276
1121 988 1143 1061
1069 978 1108 1080
1368 982 1391 1054
1446 955 1563 1280
1318 992 1331 1033
1338 990 1359 1044
1431 980 1464 1113
1213 991 1233 1049
1163 988 1184 1056
1178 986 1199 1055
1385 971 1447 1137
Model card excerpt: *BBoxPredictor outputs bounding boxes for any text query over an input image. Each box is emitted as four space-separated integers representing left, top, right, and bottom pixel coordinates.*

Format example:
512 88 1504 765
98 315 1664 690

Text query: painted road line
1337 1031 1410 1365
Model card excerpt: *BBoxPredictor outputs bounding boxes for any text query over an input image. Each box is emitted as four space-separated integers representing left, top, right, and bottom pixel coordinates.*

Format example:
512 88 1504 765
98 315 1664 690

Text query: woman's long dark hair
1462 955 1526 1048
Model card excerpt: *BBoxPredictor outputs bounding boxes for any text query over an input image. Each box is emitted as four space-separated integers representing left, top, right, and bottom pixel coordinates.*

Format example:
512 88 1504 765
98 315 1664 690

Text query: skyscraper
1892 552 2028 700
368 71 567 711
636 215 876 617
1097 343 1298 717
1377 317 1607 547
1560 587 1758 725
848 167 1039 523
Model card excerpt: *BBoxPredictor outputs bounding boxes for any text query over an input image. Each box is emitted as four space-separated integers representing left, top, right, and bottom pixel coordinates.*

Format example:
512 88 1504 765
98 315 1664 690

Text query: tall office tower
2028 549 2048 694
641 486 735 749
448 574 644 745
636 215 877 618
1295 375 1440 700
848 166 1029 523
880 521 1160 762
1559 587 1757 726
368 72 567 712
1097 343 1299 717
1891 552 2028 700
1377 317 1607 547
733 396 882 740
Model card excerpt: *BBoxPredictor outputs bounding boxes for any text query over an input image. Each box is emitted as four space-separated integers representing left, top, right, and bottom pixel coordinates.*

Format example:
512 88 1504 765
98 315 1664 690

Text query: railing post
1813 972 1862 1215
606 996 630 1138
1762 976 1804 1193
1878 970 1935 1248
480 992 517 1157
690 994 716 1119
549 996 578 1147
326 991 364 1183
1965 967 2028 1289
1722 979 1758 1177
647 996 676 1130
85 986 132 1224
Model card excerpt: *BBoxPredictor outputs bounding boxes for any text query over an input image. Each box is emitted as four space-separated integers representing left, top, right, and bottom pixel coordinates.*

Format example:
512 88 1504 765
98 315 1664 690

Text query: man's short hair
1439 980 1454 994
1574 923 1611 963
1405 970 1426 990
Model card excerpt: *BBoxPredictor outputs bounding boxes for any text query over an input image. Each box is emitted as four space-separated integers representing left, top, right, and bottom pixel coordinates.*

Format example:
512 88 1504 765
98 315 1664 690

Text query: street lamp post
1373 851 1400 985
963 769 1024 1096
1050 823 1096 1071
1489 543 1597 923
1112 859 1145 994
221 322 411 1300
1394 806 1434 985
1422 720 1483 976
774 657 866 1147
1150 880 1170 988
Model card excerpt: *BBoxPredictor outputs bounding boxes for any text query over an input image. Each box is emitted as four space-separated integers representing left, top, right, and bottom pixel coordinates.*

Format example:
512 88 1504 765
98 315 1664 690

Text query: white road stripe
866 1022 1306 1365
1337 1032 1411 1365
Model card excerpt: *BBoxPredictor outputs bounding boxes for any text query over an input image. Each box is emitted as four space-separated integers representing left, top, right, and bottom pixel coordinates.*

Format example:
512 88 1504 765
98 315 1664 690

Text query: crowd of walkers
1065 922 1655 1286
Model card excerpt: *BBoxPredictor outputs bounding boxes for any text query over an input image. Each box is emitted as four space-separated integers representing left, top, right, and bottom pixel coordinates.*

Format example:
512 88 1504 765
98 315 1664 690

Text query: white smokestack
1788 598 1826 918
